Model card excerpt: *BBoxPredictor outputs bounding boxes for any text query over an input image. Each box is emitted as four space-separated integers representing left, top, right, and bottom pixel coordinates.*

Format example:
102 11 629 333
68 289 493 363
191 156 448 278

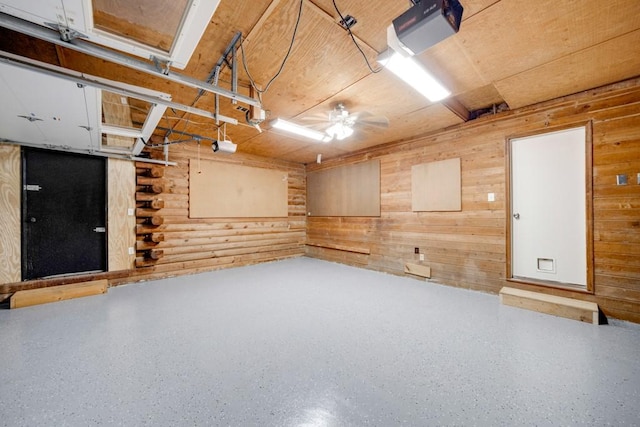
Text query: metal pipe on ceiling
0 12 261 108
0 137 177 166
0 50 238 126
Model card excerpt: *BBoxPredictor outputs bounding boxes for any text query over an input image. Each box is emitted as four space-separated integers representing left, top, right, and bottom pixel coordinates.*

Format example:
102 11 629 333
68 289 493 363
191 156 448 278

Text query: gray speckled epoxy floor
1 257 639 426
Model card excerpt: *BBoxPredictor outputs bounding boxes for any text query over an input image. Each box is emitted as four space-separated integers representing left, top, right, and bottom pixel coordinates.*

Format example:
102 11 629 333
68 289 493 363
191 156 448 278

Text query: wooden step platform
499 287 599 324
10 279 108 309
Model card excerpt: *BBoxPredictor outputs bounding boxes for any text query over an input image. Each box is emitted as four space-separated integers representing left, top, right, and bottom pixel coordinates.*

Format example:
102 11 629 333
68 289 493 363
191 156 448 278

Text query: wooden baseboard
499 286 599 324
404 263 431 279
305 242 370 255
10 279 108 309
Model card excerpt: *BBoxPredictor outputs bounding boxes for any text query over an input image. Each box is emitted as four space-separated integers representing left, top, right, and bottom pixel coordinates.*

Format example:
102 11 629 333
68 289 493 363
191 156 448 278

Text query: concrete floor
1 257 639 426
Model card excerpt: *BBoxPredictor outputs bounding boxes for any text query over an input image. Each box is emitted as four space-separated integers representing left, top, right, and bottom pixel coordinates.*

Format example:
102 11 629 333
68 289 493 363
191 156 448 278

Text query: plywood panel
0 144 20 284
307 159 380 217
412 158 461 211
458 0 640 83
108 158 136 271
102 91 135 149
189 159 288 218
497 29 640 109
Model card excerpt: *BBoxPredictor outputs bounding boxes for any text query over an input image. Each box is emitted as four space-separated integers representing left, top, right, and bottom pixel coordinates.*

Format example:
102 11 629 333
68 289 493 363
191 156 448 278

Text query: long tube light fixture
271 118 332 142
377 50 450 103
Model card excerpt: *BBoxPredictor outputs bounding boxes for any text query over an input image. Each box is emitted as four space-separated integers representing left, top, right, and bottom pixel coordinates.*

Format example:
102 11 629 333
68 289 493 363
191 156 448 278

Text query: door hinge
24 184 42 191
93 227 106 233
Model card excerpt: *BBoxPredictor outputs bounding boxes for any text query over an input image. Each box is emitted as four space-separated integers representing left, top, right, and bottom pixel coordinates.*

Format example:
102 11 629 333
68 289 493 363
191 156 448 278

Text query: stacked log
135 162 166 267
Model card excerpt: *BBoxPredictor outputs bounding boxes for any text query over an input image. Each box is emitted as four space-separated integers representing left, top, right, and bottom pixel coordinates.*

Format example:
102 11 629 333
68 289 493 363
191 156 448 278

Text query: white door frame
506 122 594 292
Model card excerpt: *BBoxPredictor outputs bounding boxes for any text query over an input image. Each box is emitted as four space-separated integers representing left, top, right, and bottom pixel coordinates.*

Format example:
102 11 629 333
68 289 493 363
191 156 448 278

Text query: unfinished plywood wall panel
306 78 640 323
0 144 20 284
114 143 305 284
108 158 136 271
189 159 288 218
102 91 135 148
307 159 380 217
412 158 461 211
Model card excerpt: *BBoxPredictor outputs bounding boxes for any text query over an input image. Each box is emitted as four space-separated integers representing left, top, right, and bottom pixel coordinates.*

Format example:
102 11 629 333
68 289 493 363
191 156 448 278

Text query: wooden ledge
499 286 599 324
306 242 370 255
10 279 108 309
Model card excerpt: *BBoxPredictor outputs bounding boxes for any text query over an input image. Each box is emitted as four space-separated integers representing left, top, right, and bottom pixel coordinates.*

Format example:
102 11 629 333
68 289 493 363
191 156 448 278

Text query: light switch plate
127 208 134 216
419 254 425 261
128 247 135 255
488 192 495 202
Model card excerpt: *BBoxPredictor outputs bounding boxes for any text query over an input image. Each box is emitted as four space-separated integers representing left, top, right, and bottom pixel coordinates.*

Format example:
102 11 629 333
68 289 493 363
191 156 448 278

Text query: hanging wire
197 139 202 174
332 0 382 74
240 0 305 98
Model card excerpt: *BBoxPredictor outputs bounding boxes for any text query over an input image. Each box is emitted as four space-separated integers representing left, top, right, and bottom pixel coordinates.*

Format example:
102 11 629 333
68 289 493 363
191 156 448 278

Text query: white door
510 127 587 287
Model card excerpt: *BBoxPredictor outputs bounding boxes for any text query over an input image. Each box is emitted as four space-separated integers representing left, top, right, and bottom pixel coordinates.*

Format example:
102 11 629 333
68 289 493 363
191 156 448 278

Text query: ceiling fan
301 102 389 141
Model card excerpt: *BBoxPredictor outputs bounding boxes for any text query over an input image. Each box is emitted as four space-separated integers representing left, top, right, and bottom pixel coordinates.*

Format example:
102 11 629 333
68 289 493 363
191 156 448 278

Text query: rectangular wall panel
307 159 380 217
189 159 288 218
412 158 461 211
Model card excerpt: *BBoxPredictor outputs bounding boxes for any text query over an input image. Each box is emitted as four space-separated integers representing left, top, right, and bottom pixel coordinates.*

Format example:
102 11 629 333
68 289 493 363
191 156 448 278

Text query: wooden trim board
10 279 108 309
404 263 431 278
499 286 599 324
306 242 370 255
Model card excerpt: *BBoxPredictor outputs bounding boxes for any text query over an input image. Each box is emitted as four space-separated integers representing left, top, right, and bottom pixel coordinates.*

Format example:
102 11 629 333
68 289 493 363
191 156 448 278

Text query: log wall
306 79 640 323
116 142 306 284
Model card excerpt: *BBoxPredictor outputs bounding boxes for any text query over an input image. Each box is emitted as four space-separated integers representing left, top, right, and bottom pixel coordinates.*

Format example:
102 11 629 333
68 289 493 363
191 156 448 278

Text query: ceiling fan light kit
326 122 354 141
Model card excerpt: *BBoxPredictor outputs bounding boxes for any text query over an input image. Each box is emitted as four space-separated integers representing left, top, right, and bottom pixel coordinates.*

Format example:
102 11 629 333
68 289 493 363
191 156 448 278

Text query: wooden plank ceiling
1 0 639 164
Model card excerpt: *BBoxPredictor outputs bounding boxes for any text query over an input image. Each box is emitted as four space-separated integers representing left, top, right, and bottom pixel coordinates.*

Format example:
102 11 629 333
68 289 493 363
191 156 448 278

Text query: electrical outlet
128 247 135 255
488 192 495 202
414 247 419 254
419 254 425 261
127 208 134 216
637 173 640 185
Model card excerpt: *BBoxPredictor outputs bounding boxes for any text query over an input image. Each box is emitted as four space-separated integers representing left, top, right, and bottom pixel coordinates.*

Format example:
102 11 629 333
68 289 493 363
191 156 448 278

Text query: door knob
513 213 520 219
29 217 36 223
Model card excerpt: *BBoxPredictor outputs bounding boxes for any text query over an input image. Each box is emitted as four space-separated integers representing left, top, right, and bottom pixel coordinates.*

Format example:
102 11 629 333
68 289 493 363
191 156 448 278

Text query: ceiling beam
442 97 471 122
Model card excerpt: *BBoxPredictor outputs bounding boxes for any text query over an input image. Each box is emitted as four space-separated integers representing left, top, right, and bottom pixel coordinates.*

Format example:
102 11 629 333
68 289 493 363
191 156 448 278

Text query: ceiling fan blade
357 116 390 128
299 113 331 123
304 123 330 131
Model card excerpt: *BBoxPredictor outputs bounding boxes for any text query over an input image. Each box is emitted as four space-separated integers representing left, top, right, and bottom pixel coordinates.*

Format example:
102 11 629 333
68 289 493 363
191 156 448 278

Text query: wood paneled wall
306 79 640 323
0 144 21 284
115 142 306 284
107 158 136 271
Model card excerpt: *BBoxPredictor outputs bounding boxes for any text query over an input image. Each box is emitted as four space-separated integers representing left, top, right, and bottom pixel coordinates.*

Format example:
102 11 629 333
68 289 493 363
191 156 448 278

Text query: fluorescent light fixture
272 118 332 142
377 50 450 102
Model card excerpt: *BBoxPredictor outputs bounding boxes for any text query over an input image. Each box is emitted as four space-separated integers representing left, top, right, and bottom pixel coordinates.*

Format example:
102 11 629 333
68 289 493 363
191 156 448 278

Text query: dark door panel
22 148 107 280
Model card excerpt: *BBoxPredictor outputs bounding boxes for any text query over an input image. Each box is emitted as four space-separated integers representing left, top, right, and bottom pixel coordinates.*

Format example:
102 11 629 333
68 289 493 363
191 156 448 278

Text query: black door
22 148 107 280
